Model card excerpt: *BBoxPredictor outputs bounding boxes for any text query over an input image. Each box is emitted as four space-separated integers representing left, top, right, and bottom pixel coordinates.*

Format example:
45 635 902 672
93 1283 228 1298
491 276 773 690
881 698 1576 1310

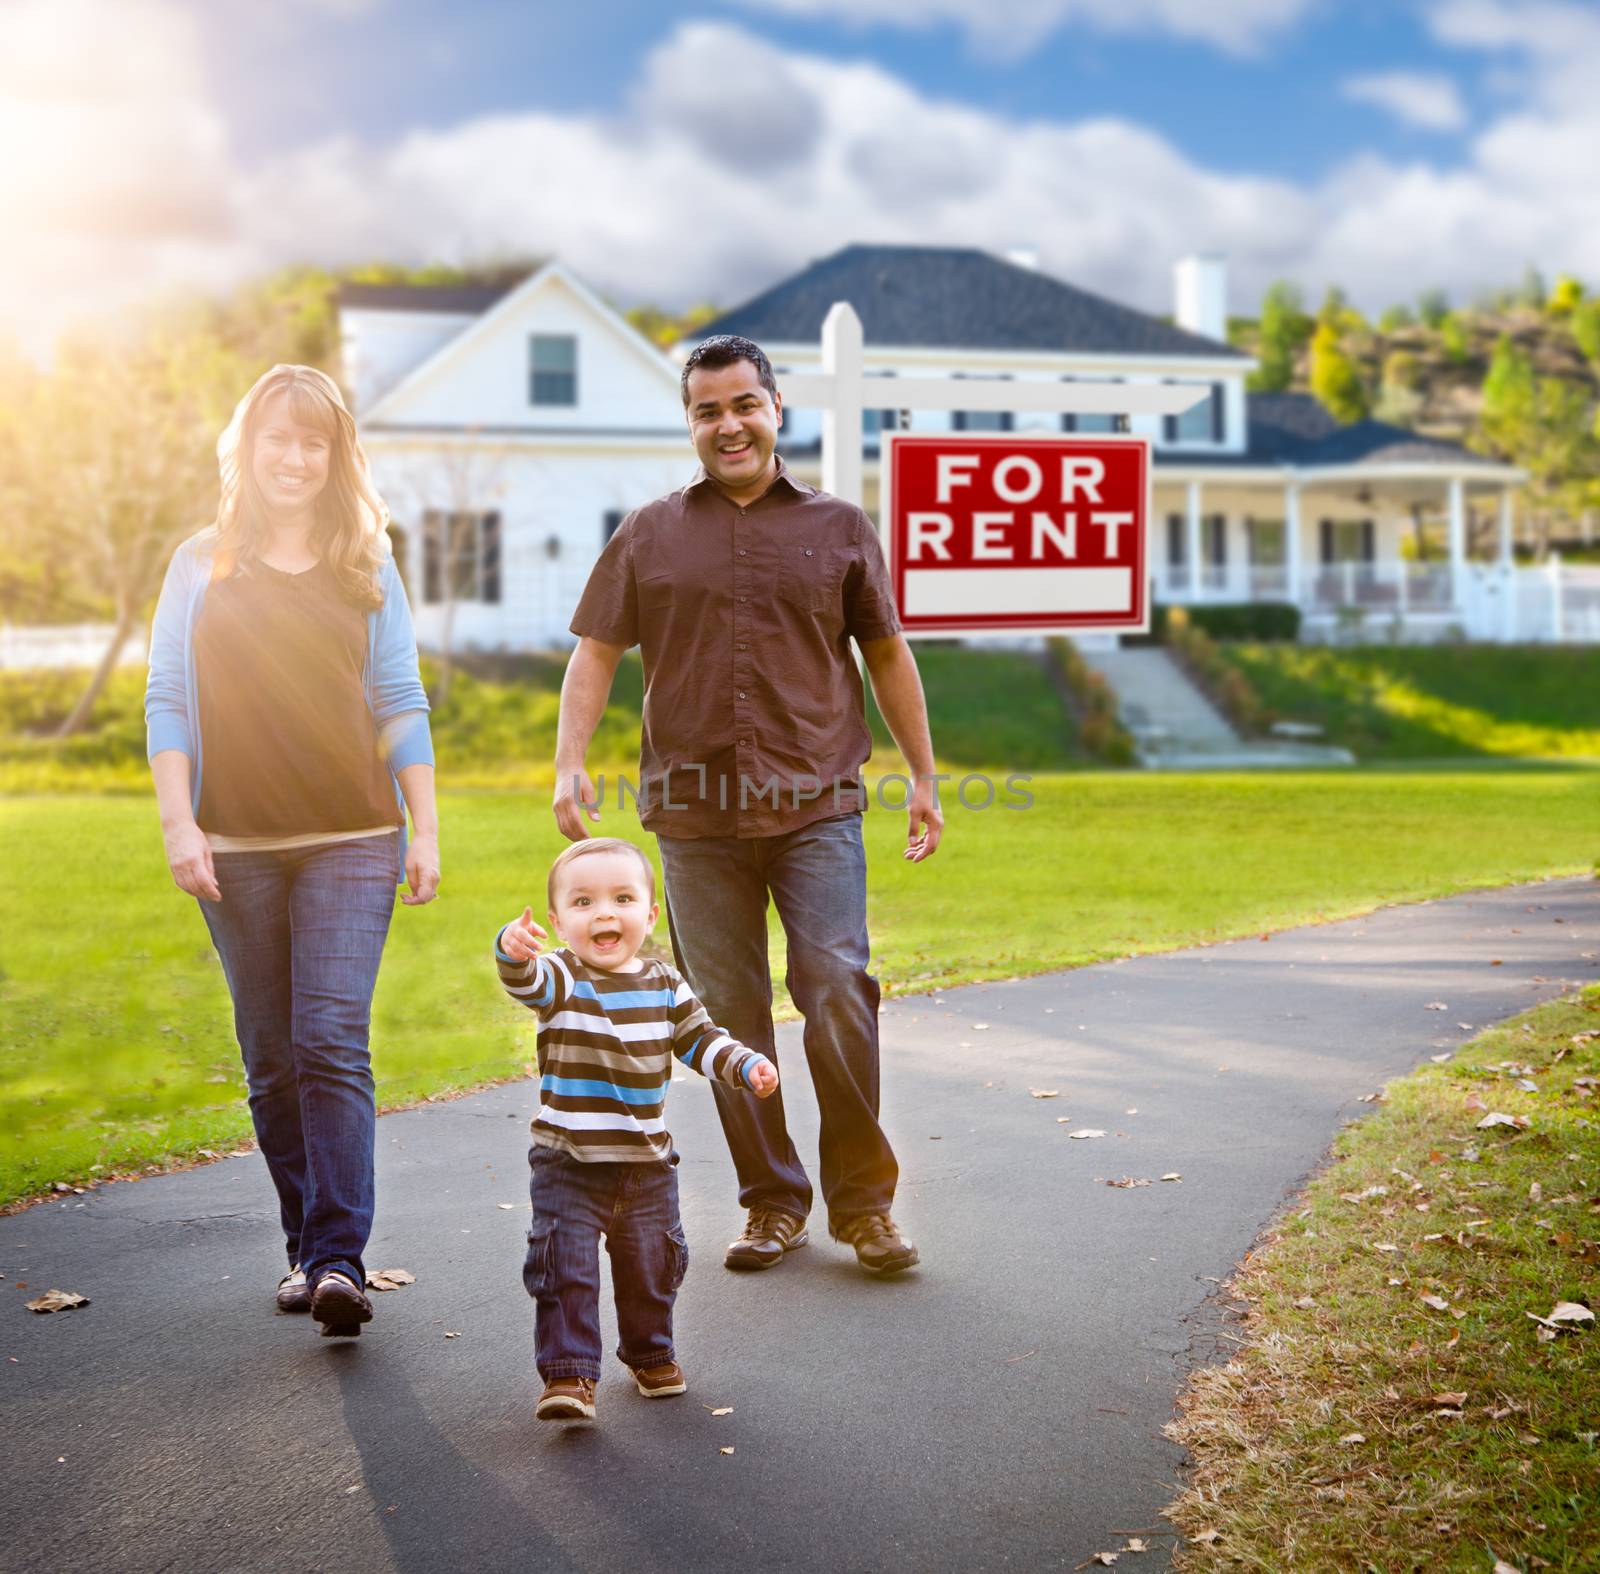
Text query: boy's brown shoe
632 1361 687 1398
832 1213 919 1276
724 1207 809 1270
536 1377 597 1421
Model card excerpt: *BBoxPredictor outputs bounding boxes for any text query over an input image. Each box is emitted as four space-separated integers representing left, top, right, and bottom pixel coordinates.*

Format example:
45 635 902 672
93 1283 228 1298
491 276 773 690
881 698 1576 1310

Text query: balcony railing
1153 561 1456 611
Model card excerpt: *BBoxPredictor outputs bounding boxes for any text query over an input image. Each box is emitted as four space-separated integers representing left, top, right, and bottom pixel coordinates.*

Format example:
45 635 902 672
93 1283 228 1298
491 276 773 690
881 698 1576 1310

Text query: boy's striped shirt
494 939 764 1162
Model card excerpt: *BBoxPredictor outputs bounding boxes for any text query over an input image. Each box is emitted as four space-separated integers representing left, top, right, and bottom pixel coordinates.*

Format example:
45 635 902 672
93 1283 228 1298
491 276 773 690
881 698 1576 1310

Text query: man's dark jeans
657 812 898 1227
198 831 398 1291
524 1145 687 1381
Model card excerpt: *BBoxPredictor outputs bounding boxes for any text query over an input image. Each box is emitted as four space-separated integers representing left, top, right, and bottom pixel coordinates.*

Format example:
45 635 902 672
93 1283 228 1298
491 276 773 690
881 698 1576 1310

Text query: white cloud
1341 71 1467 131
9 3 1600 356
728 0 1315 60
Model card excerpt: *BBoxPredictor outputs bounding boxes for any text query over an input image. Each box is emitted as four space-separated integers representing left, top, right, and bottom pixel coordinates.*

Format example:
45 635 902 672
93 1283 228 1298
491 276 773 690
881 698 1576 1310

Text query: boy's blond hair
547 838 656 912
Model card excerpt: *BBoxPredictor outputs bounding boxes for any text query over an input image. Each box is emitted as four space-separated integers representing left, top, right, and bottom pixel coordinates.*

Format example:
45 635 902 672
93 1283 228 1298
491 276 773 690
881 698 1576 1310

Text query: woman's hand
402 830 440 906
164 818 221 903
500 906 548 962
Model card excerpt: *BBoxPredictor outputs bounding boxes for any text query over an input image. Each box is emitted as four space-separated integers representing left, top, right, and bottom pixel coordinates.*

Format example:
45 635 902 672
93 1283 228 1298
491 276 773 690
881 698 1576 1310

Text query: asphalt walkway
4 877 1597 1573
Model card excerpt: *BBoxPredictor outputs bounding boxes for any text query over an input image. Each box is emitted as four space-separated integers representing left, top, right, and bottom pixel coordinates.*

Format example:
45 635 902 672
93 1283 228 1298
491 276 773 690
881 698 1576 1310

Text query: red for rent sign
880 433 1151 635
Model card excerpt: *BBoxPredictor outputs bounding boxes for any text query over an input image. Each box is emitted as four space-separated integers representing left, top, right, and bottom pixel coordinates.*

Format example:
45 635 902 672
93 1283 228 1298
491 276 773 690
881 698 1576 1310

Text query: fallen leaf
1545 1301 1594 1326
711 1406 733 1416
1464 1094 1488 1112
972 1023 990 1031
1420 1294 1451 1312
719 1446 735 1456
1106 1177 1151 1188
443 1331 460 1338
1190 1529 1221 1545
1430 1053 1453 1062
1373 1243 1400 1253
24 1289 88 1314
1432 1391 1469 1407
1090 1556 1118 1568
1476 1112 1529 1130
497 1203 516 1210
1067 1129 1106 1140
1125 1539 1148 1553
366 1269 416 1292
1160 1172 1183 1182
1293 1295 1316 1309
1029 1089 1060 1099
1425 1001 1449 1011
1339 1432 1366 1444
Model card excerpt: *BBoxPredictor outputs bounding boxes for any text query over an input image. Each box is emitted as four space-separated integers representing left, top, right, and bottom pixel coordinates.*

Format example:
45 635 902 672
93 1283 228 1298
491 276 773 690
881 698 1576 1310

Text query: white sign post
776 302 1209 508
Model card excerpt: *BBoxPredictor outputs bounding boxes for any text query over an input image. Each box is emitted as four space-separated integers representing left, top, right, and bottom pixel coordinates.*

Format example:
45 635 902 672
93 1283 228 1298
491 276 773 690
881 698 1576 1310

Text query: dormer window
1164 381 1226 445
530 334 577 406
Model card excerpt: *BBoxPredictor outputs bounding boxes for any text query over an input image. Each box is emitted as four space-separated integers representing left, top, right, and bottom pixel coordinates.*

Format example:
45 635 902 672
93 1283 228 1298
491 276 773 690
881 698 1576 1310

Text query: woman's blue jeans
198 831 399 1291
656 812 899 1228
524 1146 687 1381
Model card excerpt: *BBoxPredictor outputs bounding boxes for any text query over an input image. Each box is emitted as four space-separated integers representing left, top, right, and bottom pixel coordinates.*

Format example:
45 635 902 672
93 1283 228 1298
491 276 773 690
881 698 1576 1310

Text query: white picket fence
0 622 147 671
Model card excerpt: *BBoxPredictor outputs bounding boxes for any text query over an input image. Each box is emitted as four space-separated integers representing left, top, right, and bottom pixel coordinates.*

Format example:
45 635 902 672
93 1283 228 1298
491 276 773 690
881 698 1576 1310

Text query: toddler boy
494 836 778 1421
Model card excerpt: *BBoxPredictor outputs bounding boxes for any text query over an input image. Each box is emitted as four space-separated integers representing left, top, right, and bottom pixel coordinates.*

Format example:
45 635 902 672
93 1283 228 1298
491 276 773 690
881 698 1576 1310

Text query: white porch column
1447 477 1466 609
819 302 864 507
1498 488 1514 565
1185 480 1203 602
1284 481 1302 607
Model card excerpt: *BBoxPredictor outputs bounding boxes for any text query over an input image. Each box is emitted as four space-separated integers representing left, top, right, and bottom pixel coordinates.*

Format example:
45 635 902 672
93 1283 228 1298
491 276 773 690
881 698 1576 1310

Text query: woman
145 364 439 1338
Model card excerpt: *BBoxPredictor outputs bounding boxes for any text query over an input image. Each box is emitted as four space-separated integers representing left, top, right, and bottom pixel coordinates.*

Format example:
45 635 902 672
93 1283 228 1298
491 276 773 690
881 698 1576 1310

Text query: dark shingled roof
1167 392 1500 470
694 244 1246 360
336 280 523 315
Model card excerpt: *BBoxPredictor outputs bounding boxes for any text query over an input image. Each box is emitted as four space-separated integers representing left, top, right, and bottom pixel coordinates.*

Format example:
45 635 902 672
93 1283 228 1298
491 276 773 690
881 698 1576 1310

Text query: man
553 334 942 1276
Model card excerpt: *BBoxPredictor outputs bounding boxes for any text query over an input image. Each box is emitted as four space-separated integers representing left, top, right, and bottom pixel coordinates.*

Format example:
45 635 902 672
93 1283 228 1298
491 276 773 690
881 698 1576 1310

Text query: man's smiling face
684 358 783 501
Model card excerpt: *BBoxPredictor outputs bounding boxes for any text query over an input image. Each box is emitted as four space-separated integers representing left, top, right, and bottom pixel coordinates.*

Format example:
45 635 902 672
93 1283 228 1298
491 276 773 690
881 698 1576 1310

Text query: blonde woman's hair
212 364 390 609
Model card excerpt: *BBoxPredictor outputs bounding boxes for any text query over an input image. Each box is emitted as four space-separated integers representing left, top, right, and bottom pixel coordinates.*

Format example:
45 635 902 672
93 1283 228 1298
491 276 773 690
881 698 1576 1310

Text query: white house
339 247 1593 650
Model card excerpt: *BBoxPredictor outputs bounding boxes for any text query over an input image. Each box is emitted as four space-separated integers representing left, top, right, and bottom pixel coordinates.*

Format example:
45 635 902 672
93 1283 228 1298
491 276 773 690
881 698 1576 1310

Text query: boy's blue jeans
197 831 399 1292
524 1145 688 1381
656 813 898 1227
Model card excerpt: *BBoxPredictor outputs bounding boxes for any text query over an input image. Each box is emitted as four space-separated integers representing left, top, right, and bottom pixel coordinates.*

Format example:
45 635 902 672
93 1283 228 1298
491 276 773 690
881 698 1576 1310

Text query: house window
1166 513 1186 567
1204 514 1228 567
602 510 625 544
1319 519 1376 564
953 373 1013 432
1163 382 1226 445
421 510 501 605
1064 376 1123 435
863 370 899 448
1246 518 1286 566
529 334 577 406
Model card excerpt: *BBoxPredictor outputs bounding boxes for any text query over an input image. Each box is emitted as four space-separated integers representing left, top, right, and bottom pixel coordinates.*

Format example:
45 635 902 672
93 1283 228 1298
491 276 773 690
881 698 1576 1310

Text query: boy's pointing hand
748 1059 779 1099
501 906 549 963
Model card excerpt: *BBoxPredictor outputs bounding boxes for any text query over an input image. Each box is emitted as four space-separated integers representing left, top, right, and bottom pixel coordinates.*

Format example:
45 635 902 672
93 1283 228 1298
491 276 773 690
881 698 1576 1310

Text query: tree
1249 281 1309 392
1548 274 1584 316
1378 303 1416 333
626 302 721 350
0 325 252 736
1373 350 1423 428
1570 299 1600 366
1518 264 1547 310
1439 312 1472 364
1417 287 1450 328
1309 322 1369 423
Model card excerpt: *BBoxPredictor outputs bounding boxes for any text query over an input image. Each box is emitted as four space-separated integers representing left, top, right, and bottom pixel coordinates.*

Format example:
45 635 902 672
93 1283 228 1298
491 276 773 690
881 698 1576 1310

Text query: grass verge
1163 986 1600 1573
3 771 1597 1208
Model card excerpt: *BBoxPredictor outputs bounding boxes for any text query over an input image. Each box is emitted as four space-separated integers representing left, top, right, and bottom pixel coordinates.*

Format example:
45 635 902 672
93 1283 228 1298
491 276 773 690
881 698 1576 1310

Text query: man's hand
748 1059 780 1099
552 766 600 842
500 906 549 963
903 776 945 864
401 830 440 906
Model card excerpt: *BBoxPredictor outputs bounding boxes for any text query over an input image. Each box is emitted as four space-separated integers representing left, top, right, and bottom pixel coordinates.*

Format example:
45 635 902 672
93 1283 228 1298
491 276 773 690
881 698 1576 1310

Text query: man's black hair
680 334 778 408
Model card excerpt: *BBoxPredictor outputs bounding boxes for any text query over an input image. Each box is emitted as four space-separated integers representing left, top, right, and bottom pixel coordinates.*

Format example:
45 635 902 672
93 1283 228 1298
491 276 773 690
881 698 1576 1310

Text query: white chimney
1006 246 1040 271
1174 254 1228 342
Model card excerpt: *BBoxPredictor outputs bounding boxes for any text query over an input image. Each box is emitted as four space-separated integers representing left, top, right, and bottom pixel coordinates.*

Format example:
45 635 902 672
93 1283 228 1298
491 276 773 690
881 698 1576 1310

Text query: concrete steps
1081 646 1354 769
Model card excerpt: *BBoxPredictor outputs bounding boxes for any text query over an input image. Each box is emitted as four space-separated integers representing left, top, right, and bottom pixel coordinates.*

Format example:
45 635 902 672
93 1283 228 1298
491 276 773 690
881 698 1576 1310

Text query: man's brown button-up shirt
569 459 902 839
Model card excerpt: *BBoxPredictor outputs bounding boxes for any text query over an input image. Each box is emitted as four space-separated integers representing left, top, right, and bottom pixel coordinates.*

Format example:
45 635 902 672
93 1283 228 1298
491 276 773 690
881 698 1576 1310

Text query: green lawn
1166 986 1600 1572
0 642 1080 794
1216 643 1600 761
3 771 1597 1206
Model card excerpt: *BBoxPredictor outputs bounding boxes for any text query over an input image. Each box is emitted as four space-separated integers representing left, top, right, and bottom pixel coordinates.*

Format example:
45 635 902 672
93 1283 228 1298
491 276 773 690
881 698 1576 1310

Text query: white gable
342 308 479 414
363 265 684 433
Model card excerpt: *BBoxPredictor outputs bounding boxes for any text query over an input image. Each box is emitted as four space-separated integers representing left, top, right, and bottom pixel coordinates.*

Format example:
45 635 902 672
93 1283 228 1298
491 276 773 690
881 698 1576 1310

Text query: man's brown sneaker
632 1360 687 1398
723 1207 809 1270
832 1213 919 1276
536 1377 597 1421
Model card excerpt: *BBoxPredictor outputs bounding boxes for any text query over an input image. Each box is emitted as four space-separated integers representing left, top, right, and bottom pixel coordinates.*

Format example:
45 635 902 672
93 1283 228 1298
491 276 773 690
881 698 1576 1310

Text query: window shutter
422 510 442 605
1319 519 1335 565
1210 382 1225 443
1209 513 1228 567
1060 377 1076 434
1361 519 1376 563
481 512 502 605
1163 381 1177 444
1167 513 1185 567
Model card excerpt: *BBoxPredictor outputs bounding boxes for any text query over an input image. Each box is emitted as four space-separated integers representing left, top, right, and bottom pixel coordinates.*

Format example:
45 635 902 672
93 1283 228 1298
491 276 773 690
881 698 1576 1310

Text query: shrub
1045 638 1138 767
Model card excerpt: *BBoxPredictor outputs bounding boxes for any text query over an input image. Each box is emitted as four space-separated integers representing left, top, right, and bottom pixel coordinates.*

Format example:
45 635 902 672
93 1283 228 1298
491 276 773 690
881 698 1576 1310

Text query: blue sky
213 0 1481 181
4 0 1598 349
